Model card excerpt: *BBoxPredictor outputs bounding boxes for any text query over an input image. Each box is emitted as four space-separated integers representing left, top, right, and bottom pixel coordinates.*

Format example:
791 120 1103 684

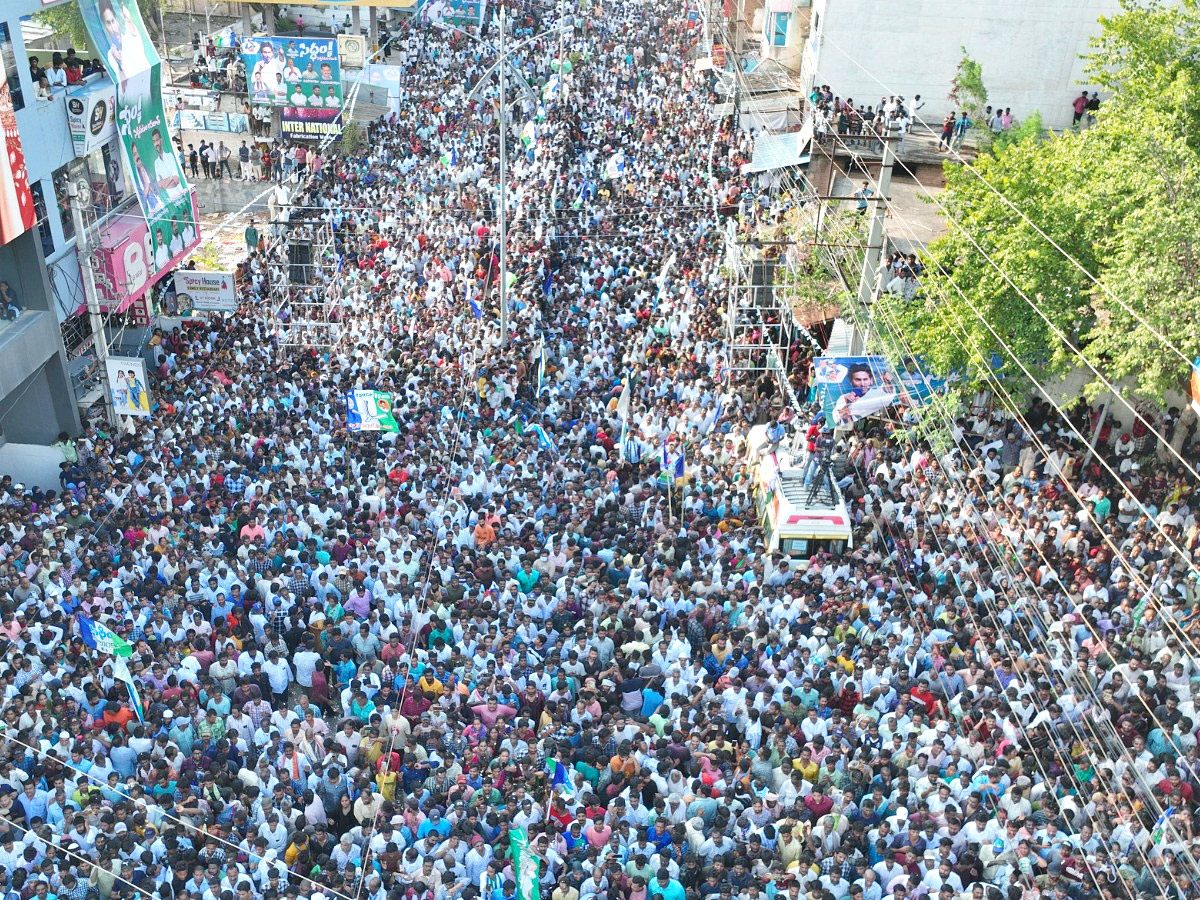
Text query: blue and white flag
78 614 133 658
661 439 685 481
530 423 557 456
1152 806 1175 845
546 758 574 797
113 657 145 724
468 297 483 320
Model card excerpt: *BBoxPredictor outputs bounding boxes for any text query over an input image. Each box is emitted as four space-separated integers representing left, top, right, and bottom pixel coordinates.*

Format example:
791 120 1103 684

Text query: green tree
35 0 163 52
341 121 366 157
947 47 988 118
880 0 1200 403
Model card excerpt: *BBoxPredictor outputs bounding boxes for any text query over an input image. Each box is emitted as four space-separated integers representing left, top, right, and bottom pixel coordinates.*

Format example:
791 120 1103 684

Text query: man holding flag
78 613 144 724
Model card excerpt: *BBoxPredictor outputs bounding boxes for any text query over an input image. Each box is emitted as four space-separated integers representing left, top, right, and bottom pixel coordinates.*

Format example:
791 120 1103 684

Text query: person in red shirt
909 679 938 715
802 784 834 821
99 701 135 734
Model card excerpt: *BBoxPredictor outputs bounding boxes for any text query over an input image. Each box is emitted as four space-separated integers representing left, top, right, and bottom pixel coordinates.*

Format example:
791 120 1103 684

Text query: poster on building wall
66 80 117 158
78 0 201 278
174 270 237 312
0 45 35 247
243 36 343 141
105 356 152 417
338 34 366 69
813 356 905 426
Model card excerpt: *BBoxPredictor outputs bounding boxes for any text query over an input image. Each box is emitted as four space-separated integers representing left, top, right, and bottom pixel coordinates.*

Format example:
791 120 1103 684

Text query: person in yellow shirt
376 756 398 801
710 635 734 666
417 671 444 697
284 831 310 867
791 747 819 784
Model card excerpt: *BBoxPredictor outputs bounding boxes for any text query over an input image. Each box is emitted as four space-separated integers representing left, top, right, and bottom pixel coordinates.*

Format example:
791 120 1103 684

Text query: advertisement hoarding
425 0 488 27
105 356 152 417
0 41 35 246
813 356 906 426
66 80 118 158
93 197 199 310
338 34 366 69
174 270 237 312
78 0 201 279
243 35 342 141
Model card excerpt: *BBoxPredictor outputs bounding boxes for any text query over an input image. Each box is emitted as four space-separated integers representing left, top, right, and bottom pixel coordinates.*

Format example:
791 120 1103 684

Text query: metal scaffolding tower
270 221 340 348
724 218 798 374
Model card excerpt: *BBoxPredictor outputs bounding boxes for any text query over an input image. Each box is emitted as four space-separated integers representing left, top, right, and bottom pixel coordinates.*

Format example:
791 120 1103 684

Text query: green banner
511 828 540 900
79 0 200 275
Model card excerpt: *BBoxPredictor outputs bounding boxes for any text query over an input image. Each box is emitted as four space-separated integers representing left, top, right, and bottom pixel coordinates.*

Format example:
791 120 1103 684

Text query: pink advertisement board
88 192 200 314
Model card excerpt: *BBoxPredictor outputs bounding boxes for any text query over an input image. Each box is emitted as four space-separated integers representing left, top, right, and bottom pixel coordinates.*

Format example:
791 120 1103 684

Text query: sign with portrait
105 356 152 417
243 36 343 141
79 0 201 279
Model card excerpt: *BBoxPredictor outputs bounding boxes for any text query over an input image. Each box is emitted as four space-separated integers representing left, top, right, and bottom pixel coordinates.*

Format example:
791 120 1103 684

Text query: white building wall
805 0 1122 129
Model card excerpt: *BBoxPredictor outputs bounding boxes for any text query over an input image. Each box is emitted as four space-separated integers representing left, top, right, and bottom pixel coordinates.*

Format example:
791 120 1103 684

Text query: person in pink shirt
469 696 516 726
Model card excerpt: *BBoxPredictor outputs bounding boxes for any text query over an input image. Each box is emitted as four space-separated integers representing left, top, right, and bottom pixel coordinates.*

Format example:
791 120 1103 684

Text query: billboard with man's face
243 36 343 141
79 0 200 279
813 356 905 426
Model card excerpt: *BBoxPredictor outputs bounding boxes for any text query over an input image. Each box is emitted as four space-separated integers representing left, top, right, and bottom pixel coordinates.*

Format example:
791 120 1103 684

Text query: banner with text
174 270 237 313
346 390 399 433
79 0 200 278
244 35 342 141
106 356 152 418
66 80 117 158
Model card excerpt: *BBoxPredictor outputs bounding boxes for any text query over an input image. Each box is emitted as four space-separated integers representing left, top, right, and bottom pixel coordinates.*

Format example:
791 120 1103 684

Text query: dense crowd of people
2 4 1200 900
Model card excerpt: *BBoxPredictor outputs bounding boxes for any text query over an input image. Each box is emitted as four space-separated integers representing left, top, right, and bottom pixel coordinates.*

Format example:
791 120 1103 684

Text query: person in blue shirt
648 869 686 900
640 681 665 719
418 808 451 841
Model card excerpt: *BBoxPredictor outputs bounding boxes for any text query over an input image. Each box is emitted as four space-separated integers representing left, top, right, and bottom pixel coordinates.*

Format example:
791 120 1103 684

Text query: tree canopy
35 0 162 53
877 0 1200 403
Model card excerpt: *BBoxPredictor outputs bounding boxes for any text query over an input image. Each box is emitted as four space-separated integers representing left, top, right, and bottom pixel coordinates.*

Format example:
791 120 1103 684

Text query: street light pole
67 182 119 429
497 7 509 348
442 20 570 347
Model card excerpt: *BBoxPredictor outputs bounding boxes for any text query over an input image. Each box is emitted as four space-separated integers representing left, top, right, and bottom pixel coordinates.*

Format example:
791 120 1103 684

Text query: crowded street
0 2 1198 900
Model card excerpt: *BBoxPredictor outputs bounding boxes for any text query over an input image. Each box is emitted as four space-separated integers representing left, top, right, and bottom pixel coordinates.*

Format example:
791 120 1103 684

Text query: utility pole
67 181 119 429
497 6 509 348
850 137 894 354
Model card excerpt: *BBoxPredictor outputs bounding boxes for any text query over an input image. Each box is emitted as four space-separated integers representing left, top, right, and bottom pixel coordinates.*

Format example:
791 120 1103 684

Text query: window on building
0 23 24 111
53 165 74 242
29 181 55 256
772 12 791 47
85 140 127 214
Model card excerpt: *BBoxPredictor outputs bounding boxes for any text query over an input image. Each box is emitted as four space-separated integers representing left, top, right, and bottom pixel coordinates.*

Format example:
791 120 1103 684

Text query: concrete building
0 3 81 447
798 0 1122 129
0 0 196 465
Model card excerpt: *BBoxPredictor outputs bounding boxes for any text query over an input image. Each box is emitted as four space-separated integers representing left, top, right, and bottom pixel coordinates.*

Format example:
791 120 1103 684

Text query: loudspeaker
750 259 774 309
288 240 313 284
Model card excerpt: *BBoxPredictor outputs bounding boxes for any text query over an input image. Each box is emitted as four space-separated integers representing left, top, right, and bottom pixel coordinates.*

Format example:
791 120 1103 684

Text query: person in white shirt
290 86 309 107
150 130 183 197
45 56 68 94
154 228 170 269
